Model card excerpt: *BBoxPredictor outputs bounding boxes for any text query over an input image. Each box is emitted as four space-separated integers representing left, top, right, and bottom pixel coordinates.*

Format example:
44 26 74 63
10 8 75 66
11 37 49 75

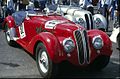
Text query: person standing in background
13 0 17 11
33 0 47 11
79 0 94 15
97 0 112 31
39 0 48 11
19 0 29 10
6 0 15 15
109 0 119 27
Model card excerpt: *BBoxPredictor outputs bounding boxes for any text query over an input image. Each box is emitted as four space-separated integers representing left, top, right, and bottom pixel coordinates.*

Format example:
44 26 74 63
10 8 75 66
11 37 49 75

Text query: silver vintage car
56 0 107 31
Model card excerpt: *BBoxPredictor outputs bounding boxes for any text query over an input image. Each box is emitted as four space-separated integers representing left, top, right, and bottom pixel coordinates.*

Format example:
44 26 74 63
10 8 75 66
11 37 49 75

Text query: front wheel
36 43 58 78
4 24 15 46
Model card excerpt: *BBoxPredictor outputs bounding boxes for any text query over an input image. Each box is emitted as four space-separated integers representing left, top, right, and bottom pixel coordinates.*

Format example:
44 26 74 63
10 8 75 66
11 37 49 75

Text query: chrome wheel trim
6 29 11 42
38 51 49 73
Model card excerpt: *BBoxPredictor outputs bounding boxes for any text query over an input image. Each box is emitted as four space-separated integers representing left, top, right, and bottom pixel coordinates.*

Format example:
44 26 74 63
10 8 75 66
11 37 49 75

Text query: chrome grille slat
89 14 93 29
85 14 93 30
74 30 90 65
83 30 90 63
85 14 90 30
75 30 84 64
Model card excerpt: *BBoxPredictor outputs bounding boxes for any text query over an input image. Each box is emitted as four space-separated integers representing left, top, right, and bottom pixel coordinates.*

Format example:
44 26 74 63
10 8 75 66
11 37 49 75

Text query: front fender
93 14 107 30
87 29 112 62
88 29 112 54
27 32 61 63
2 16 15 29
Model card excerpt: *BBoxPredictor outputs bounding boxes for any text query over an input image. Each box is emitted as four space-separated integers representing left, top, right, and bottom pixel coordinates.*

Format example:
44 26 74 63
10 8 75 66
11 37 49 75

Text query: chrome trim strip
82 30 90 64
74 29 85 65
74 29 90 65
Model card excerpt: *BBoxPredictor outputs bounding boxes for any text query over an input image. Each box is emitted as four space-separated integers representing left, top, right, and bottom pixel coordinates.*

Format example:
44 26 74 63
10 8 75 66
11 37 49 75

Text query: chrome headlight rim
63 38 75 53
92 35 104 50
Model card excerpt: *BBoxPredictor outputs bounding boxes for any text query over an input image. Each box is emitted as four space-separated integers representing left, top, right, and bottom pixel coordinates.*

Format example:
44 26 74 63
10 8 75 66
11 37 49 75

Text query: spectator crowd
0 0 120 28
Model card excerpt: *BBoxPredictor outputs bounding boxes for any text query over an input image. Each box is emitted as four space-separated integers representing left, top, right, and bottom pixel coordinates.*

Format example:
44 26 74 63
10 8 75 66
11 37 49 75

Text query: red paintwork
87 30 112 63
3 13 112 66
3 15 16 28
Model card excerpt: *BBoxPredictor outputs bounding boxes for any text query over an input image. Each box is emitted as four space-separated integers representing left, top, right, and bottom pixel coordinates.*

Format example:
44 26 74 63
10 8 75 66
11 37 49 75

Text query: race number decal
45 20 65 29
19 23 26 39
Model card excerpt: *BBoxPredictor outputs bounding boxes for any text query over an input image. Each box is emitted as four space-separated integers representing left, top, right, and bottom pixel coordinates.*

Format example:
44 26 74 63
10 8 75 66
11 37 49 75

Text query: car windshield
59 0 80 7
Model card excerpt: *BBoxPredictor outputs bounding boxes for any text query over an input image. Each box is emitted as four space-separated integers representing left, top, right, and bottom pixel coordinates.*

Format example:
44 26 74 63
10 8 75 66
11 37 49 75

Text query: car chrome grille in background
89 14 93 29
85 14 90 30
85 14 93 30
74 29 90 65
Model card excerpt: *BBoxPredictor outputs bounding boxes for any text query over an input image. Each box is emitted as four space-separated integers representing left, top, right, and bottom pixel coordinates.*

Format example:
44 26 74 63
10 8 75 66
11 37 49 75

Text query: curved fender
2 16 15 29
27 32 61 62
88 29 112 56
87 29 112 62
93 14 107 29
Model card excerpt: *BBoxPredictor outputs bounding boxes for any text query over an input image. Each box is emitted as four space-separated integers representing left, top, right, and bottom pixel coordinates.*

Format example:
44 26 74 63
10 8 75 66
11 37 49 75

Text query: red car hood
31 15 85 36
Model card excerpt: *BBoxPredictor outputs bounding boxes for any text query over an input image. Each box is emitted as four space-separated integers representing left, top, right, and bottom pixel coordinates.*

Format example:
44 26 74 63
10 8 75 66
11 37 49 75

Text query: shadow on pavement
57 61 119 78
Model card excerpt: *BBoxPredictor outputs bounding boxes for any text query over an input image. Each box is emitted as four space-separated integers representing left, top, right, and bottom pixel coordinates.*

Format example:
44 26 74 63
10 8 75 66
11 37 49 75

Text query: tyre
117 34 120 49
4 24 15 46
36 43 58 78
89 56 110 70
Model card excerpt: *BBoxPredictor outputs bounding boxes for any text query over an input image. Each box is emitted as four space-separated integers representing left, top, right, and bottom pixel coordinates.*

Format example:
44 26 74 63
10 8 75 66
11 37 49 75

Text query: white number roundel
45 20 65 29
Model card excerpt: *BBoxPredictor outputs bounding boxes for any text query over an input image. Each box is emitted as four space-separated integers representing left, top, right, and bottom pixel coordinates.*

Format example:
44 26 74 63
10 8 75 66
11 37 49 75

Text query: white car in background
56 0 107 31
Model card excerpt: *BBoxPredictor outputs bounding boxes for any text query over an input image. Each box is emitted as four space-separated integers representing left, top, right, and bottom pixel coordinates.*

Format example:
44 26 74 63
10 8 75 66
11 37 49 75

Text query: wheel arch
33 40 42 57
27 32 61 63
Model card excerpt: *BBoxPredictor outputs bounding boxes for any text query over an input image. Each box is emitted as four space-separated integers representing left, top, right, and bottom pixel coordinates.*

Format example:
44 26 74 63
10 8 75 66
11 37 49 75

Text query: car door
17 17 37 47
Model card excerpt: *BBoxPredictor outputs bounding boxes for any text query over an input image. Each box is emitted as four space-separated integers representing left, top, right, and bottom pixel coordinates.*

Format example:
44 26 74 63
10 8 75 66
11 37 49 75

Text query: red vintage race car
2 6 112 78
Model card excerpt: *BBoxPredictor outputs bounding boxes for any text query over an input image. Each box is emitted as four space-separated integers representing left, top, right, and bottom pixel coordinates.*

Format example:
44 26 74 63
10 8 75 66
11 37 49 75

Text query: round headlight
63 38 75 53
92 35 103 50
95 18 101 27
76 18 85 27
